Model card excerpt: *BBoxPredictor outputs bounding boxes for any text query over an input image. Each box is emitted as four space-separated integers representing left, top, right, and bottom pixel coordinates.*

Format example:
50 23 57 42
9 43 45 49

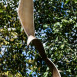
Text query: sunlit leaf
0 9 3 13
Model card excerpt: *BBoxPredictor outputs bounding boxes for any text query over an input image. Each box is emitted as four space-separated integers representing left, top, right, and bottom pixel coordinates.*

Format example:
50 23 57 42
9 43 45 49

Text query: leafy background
0 0 77 77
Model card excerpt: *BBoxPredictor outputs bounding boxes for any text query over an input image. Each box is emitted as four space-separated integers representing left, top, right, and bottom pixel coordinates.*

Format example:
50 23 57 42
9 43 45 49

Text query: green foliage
0 0 77 77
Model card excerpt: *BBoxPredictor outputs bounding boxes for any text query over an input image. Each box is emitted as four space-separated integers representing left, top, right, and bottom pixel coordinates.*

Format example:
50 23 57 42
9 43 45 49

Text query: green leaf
65 0 70 4
60 44 64 49
43 72 48 77
74 0 77 3
0 9 3 13
74 23 77 28
43 24 48 28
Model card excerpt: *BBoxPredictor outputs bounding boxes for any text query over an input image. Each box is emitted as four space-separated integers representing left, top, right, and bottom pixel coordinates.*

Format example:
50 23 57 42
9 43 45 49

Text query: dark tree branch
27 35 61 77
